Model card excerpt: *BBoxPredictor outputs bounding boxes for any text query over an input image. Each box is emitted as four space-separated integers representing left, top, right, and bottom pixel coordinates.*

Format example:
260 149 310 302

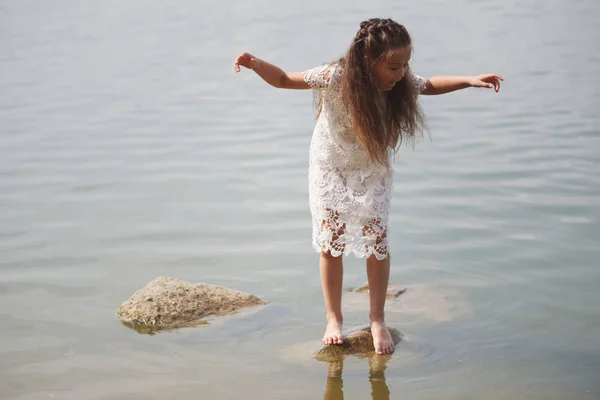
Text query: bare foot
323 317 344 345
370 320 395 355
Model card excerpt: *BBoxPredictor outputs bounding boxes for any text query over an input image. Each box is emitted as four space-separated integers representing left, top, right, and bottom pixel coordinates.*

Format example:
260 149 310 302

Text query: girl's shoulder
407 70 427 93
327 61 344 79
303 61 344 90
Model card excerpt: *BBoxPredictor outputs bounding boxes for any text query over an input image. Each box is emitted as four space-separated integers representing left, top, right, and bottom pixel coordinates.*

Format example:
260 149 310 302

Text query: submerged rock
312 326 403 362
117 277 266 333
352 281 406 300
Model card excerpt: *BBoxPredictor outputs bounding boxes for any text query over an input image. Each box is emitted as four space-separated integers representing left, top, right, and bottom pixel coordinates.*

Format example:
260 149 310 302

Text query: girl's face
372 46 412 91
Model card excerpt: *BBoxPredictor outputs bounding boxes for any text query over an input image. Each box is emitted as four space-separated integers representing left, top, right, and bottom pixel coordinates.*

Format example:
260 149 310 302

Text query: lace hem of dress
312 212 390 261
312 237 389 260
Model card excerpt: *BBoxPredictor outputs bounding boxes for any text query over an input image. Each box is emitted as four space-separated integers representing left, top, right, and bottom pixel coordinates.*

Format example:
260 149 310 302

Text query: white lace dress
302 63 427 260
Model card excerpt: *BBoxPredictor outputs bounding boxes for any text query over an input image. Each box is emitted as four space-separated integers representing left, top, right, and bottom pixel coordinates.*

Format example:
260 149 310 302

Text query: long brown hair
337 18 425 166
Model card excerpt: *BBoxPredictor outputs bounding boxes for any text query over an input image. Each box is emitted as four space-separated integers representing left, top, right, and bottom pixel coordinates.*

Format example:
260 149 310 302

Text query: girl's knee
362 219 389 255
320 209 346 254
321 250 342 260
367 252 390 262
362 218 387 244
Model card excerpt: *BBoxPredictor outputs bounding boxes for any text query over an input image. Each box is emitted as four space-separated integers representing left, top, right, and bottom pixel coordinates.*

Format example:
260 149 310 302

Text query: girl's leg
366 253 395 354
320 250 344 345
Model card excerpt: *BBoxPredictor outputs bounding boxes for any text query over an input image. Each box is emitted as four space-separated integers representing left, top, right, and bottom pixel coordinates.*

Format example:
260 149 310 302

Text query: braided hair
338 18 425 166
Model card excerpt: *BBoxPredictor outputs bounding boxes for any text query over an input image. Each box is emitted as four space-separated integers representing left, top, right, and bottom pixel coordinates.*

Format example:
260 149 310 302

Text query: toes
323 327 344 346
374 342 395 354
324 336 342 346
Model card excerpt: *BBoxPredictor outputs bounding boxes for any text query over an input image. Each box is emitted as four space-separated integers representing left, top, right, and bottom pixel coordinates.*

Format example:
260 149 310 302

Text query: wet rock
312 326 403 362
352 281 407 300
117 277 266 334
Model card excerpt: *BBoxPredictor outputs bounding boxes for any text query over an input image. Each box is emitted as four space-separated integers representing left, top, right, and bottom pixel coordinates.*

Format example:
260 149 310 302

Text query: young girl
233 18 502 355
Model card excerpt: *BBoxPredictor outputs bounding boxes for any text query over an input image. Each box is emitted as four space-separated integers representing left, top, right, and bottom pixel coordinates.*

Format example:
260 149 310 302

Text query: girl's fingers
475 74 503 91
234 53 253 72
233 55 243 72
489 74 504 88
482 76 499 90
492 77 501 92
483 73 503 82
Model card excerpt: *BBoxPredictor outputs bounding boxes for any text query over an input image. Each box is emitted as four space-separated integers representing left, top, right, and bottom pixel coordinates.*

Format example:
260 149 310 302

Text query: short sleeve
303 64 333 89
409 71 427 94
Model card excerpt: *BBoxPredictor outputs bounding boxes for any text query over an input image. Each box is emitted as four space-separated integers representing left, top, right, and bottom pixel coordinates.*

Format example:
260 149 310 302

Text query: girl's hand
233 52 260 72
469 73 504 92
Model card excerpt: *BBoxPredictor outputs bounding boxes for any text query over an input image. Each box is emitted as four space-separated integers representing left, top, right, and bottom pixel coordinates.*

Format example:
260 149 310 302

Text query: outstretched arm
233 52 309 90
422 74 504 95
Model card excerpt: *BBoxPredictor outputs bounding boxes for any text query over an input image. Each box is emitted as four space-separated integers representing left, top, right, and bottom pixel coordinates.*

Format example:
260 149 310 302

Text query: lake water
1 0 599 399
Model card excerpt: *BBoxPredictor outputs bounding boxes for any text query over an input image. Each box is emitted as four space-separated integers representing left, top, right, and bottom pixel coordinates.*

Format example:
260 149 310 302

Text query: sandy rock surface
312 326 403 362
117 277 266 333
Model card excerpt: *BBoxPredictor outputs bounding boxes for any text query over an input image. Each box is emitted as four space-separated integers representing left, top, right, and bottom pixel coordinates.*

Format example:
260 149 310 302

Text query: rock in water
312 326 403 362
117 277 266 333
353 281 406 299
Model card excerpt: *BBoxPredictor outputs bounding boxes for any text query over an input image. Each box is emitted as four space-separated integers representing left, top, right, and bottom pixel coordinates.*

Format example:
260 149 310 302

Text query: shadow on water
323 354 392 400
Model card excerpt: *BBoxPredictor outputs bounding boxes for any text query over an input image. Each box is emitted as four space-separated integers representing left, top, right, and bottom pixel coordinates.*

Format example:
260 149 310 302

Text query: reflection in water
323 354 392 400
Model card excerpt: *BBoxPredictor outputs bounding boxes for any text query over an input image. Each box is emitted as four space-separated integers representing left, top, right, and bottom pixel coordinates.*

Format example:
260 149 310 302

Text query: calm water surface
1 0 599 399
